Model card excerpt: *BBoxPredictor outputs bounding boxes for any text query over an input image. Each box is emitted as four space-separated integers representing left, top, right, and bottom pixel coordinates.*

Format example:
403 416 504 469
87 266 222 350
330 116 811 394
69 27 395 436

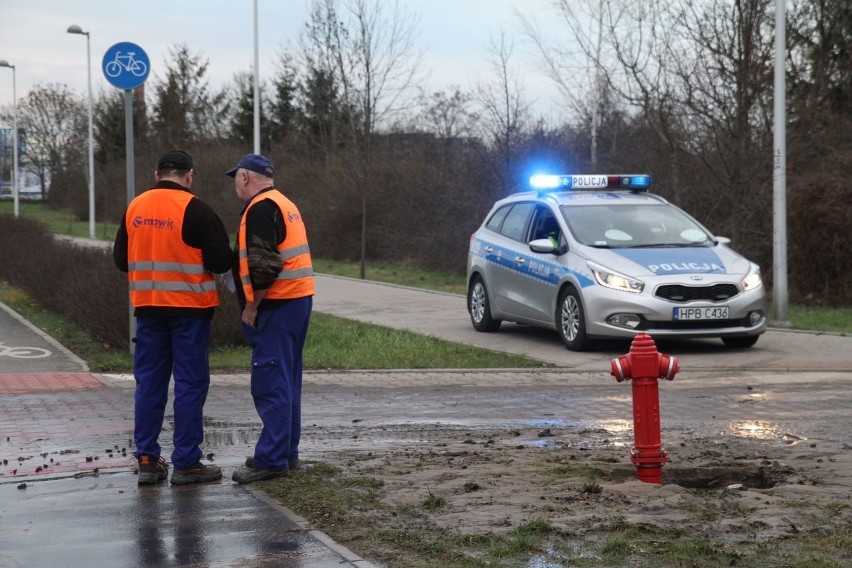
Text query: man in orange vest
114 149 232 486
225 153 315 484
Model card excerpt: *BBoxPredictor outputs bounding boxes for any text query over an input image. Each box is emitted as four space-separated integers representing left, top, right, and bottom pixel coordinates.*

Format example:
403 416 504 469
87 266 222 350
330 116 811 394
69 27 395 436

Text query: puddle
204 430 257 447
724 420 780 440
522 419 568 428
202 420 259 447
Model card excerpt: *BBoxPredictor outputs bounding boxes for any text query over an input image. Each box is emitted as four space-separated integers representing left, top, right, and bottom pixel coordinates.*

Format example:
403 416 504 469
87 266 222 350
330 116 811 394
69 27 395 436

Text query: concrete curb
247 485 382 568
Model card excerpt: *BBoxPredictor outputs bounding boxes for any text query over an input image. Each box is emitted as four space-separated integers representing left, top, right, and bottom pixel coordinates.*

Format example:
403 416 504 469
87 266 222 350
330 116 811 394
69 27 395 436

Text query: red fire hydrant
611 333 679 484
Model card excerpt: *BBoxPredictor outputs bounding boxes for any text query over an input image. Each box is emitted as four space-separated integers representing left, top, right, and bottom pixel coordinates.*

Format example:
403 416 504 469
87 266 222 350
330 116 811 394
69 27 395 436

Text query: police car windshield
561 204 713 248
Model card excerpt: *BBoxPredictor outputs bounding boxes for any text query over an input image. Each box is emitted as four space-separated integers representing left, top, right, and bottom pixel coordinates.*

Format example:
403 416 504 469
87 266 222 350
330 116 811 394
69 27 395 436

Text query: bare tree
602 0 689 199
417 87 479 141
519 0 625 167
603 0 774 244
666 0 774 244
10 83 86 203
302 0 422 278
474 29 531 194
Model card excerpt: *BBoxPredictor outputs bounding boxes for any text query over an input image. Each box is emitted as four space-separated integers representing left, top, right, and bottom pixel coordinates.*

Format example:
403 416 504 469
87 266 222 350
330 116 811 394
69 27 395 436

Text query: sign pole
102 41 150 355
124 88 136 354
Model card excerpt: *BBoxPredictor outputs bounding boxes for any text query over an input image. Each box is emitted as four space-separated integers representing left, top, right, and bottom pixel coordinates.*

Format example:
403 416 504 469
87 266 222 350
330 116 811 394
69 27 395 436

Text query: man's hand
242 302 259 328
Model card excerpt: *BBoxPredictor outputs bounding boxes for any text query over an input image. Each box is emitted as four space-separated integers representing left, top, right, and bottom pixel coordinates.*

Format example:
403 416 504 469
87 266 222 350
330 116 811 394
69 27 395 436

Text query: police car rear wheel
469 276 501 332
722 335 759 348
557 287 590 351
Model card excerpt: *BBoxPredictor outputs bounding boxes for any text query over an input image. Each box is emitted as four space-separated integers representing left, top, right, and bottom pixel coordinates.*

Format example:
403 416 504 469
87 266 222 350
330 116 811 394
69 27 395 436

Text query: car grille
640 317 751 331
654 284 739 303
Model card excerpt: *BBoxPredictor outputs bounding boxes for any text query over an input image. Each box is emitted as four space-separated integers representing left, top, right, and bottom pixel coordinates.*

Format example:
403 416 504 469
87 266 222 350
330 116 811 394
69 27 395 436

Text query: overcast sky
0 0 567 121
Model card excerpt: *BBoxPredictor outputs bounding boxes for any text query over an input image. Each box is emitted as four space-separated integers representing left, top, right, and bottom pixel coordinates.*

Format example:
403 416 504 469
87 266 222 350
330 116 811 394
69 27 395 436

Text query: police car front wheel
557 286 590 351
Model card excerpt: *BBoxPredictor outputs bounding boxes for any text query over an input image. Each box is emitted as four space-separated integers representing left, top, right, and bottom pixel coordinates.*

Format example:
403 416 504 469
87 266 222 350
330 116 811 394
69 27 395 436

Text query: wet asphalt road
1 475 353 568
1 272 851 568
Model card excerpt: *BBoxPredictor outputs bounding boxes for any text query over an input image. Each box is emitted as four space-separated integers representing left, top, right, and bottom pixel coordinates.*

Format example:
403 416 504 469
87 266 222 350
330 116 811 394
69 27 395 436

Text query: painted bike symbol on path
0 342 51 358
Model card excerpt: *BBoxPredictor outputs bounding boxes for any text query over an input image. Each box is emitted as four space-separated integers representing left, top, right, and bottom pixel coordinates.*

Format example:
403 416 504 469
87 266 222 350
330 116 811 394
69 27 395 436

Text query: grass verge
0 200 120 241
0 282 545 372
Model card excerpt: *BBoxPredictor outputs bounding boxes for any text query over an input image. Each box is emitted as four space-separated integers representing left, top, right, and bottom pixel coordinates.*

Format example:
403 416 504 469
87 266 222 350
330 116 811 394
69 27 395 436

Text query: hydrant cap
611 356 629 382
661 354 679 380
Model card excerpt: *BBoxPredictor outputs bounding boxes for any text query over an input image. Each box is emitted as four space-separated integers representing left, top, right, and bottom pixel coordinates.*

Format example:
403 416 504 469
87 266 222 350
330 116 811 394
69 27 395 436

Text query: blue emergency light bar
529 174 651 192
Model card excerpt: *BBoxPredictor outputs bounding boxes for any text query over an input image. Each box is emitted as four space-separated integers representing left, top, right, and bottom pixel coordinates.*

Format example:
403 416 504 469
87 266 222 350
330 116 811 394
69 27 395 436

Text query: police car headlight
588 262 644 294
742 267 763 291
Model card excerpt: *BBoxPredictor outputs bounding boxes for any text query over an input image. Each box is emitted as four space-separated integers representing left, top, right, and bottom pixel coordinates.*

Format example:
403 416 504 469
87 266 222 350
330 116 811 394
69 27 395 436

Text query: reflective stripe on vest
129 280 218 293
238 190 315 303
128 261 207 275
126 188 219 309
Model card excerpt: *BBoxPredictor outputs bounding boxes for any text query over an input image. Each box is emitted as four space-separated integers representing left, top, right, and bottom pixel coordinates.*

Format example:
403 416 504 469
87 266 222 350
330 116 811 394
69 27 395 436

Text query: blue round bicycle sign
102 42 150 90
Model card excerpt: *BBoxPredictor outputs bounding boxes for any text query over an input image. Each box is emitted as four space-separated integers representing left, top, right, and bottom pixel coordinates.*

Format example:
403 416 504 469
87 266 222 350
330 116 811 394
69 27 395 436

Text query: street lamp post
253 0 260 154
0 60 18 218
67 24 96 239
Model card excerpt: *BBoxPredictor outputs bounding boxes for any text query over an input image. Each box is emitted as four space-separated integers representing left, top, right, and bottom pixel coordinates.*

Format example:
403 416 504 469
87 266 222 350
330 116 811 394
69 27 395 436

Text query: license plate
673 306 729 320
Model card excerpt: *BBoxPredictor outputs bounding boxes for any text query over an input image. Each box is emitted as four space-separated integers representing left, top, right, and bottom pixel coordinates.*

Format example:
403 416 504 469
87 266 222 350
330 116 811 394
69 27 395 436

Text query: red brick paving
0 373 133 479
0 373 105 395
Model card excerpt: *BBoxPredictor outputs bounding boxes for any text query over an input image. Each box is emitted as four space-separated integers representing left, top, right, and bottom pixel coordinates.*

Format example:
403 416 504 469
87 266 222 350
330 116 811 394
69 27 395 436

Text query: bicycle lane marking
0 343 51 358
0 301 88 372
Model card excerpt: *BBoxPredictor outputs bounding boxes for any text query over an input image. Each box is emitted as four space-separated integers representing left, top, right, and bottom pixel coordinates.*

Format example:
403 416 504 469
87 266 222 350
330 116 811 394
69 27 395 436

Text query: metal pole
86 33 95 238
67 25 96 236
0 61 19 217
11 65 18 218
125 89 136 354
253 0 261 153
772 0 789 324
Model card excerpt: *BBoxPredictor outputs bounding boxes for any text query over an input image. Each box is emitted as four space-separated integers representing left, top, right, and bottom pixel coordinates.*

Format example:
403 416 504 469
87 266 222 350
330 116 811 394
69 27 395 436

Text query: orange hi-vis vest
126 189 219 309
238 189 315 304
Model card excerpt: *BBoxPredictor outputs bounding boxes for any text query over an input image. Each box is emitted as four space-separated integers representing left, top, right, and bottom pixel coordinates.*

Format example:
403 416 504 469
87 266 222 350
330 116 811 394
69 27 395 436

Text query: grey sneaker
170 462 222 485
232 465 289 484
137 455 168 485
245 456 299 470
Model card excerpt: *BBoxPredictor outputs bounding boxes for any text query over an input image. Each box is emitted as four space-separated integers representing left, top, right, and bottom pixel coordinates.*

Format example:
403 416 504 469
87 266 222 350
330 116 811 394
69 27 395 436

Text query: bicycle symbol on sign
105 51 148 78
0 342 51 358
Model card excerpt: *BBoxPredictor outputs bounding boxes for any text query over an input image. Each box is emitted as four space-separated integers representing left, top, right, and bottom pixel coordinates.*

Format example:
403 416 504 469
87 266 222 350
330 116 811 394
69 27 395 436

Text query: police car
466 174 767 351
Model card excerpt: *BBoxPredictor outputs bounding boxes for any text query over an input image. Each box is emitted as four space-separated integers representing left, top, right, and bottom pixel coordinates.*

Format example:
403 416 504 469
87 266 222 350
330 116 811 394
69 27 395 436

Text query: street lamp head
67 24 88 36
0 60 14 69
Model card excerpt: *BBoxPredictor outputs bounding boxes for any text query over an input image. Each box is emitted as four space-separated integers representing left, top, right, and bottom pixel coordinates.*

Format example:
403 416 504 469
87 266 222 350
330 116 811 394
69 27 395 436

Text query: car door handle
514 256 526 265
484 246 493 253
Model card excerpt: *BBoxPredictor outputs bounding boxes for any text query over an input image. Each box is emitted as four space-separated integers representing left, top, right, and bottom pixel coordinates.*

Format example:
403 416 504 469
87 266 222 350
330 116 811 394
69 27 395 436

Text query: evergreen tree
150 44 227 146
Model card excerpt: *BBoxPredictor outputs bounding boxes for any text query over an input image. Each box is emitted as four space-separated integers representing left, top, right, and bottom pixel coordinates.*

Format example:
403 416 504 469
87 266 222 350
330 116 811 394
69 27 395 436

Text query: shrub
0 214 244 350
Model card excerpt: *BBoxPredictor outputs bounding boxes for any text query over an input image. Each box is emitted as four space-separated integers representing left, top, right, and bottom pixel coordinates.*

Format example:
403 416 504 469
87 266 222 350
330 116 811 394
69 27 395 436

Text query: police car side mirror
529 238 562 255
714 236 731 246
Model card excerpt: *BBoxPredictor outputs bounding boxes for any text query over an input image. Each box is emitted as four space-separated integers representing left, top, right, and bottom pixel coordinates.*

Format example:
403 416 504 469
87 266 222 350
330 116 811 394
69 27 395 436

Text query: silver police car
466 174 767 351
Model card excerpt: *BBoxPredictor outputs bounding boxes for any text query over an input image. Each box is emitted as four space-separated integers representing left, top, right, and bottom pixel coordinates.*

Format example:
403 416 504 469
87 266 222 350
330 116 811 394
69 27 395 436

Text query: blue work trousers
242 296 312 470
133 316 211 468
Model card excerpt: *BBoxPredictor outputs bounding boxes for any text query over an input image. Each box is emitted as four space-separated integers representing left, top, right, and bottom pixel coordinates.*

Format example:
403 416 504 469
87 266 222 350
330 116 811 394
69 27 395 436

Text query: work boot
137 455 168 485
170 461 222 485
245 456 300 471
232 465 289 484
